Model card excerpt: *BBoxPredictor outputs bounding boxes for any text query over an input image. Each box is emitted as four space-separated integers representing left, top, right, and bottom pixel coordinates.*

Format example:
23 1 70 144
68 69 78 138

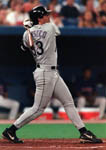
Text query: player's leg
53 75 102 143
77 96 86 111
0 96 19 120
53 76 85 129
2 89 50 143
13 90 51 128
94 97 106 119
5 98 20 120
2 70 57 143
13 70 56 128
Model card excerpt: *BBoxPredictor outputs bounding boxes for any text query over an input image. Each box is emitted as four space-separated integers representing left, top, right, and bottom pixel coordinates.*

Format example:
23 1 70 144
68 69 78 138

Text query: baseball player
0 78 20 120
2 5 102 144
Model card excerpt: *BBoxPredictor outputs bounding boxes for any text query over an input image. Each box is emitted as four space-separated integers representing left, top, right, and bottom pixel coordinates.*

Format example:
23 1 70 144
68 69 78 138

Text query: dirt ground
0 119 106 150
0 139 106 150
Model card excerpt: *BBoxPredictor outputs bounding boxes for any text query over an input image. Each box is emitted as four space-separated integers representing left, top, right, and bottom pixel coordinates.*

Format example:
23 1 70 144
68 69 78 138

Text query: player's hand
23 19 33 29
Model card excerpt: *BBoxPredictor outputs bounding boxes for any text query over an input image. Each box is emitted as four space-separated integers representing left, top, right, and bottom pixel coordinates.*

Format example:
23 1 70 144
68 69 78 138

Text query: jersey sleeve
50 20 61 36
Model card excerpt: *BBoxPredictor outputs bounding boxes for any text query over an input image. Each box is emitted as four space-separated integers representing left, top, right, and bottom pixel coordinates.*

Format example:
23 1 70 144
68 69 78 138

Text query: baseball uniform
0 78 20 120
14 22 85 129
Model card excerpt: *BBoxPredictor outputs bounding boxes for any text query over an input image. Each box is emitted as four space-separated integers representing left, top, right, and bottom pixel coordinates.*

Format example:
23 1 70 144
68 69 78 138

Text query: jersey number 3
36 41 44 55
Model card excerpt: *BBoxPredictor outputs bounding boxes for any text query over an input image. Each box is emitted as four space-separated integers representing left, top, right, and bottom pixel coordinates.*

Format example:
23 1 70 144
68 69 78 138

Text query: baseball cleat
80 130 103 143
2 128 23 143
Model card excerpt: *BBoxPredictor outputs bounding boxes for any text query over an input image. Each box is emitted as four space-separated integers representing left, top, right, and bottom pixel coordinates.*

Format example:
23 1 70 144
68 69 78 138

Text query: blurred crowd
0 0 106 27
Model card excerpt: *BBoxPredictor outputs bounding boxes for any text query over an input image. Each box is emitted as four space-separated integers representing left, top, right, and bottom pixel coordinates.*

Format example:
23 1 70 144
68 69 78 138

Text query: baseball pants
77 96 106 119
0 95 20 120
14 67 85 129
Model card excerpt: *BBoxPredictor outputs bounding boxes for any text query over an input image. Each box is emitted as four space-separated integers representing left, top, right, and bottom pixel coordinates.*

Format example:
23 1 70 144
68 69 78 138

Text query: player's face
39 14 50 24
43 14 50 23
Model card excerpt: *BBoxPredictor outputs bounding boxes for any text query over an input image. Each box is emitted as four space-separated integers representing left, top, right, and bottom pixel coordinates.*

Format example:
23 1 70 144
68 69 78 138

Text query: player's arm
50 19 61 36
21 19 34 51
21 31 30 51
21 29 35 51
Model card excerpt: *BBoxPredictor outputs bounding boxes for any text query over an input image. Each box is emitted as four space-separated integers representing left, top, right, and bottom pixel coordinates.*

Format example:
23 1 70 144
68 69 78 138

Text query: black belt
37 64 57 70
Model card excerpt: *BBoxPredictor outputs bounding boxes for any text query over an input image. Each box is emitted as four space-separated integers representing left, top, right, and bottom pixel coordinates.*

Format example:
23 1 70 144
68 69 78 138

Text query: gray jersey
23 22 60 66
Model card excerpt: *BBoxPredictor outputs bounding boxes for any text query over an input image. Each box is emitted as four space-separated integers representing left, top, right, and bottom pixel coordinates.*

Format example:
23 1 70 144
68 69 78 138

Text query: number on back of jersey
35 41 44 55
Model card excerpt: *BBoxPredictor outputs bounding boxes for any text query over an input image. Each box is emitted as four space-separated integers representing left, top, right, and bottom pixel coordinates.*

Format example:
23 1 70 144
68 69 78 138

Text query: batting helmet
28 5 51 25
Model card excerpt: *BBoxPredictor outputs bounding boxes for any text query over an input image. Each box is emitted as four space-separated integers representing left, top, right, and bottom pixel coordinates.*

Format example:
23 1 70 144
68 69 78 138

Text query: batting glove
23 19 33 29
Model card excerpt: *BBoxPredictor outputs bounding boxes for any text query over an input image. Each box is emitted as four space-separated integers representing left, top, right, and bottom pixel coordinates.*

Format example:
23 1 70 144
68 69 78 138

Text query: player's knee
63 102 75 108
32 106 45 114
13 101 20 108
100 98 106 105
36 108 44 115
32 108 44 119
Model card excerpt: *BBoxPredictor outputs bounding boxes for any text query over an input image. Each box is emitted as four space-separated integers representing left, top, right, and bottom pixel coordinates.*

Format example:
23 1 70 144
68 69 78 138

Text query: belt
37 64 58 70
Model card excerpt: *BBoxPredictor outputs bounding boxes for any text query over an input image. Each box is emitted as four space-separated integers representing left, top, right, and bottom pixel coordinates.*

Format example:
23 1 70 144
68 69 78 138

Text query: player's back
30 23 58 66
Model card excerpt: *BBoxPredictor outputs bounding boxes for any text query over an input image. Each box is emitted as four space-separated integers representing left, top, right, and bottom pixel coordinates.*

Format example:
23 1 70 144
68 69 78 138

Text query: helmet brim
45 9 52 14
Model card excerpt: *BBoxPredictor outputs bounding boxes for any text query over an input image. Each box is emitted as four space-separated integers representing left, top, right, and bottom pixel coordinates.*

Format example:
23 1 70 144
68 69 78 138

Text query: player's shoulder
29 24 43 32
43 22 54 28
42 23 55 33
31 24 41 29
